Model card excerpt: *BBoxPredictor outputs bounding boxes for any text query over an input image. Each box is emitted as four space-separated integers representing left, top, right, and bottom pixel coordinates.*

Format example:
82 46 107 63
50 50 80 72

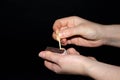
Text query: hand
39 48 120 80
39 48 96 75
52 16 106 47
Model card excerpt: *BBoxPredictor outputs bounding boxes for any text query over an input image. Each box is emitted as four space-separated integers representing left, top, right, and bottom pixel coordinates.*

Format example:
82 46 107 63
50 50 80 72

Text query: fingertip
44 60 51 67
67 48 80 55
61 38 67 46
39 51 45 58
52 32 57 40
67 47 75 53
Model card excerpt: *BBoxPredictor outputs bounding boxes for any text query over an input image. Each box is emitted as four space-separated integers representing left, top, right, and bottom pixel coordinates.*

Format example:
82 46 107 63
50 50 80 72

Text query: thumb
59 26 83 39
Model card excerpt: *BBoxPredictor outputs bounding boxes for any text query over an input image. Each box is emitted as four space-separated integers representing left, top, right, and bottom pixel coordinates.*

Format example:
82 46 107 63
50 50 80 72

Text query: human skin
39 48 120 80
52 16 120 47
39 48 96 75
39 16 120 80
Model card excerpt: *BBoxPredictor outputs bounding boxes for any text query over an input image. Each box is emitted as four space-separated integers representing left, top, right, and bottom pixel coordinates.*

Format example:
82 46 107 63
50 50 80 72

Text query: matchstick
56 30 62 50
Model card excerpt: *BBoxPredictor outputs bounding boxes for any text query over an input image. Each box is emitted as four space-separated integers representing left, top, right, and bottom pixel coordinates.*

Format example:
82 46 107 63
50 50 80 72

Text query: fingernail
39 51 45 57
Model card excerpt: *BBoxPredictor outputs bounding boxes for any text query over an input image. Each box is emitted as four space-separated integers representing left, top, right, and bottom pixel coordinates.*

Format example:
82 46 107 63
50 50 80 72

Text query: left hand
39 48 96 75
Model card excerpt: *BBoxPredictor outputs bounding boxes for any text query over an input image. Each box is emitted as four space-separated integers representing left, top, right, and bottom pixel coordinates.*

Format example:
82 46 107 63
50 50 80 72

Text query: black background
0 0 120 80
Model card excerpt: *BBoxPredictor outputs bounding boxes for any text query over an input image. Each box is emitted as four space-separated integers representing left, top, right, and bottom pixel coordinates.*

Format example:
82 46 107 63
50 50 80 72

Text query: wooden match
56 30 62 50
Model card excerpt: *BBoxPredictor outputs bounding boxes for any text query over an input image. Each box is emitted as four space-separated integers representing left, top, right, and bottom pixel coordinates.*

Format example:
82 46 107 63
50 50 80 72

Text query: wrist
101 25 120 47
77 56 98 76
84 59 102 79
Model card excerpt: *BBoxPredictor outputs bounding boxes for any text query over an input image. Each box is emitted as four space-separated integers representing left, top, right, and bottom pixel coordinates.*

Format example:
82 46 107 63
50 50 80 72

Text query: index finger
53 19 67 32
53 17 74 32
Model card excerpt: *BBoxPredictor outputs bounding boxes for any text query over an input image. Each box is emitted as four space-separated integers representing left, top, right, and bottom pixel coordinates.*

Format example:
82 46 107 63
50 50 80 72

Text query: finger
59 26 83 39
61 38 67 46
52 32 68 46
39 51 62 63
67 37 102 47
44 60 61 73
53 17 75 31
52 30 68 41
52 32 57 41
67 48 80 55
53 19 68 32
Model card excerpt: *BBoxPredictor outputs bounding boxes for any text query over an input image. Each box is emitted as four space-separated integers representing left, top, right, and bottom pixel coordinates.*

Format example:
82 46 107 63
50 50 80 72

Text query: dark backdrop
0 0 120 80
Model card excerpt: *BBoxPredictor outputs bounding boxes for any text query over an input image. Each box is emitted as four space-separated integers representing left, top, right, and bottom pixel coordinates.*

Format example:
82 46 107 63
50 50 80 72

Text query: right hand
52 16 106 47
